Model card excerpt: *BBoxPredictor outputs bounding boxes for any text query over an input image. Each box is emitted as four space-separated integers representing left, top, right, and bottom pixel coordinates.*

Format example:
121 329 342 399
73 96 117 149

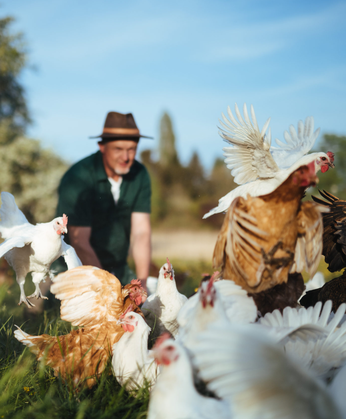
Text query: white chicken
194 323 343 419
179 277 227 348
0 192 81 306
142 258 187 337
147 334 230 419
177 276 257 335
112 308 159 391
203 104 334 218
177 276 257 349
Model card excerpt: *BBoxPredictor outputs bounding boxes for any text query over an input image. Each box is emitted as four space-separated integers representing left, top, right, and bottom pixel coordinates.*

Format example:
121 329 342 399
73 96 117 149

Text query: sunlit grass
0 256 342 417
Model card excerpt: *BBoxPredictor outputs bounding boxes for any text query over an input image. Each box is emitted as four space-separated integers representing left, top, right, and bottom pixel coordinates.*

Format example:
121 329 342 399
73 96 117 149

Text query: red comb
327 151 335 162
62 214 68 227
153 332 171 349
131 279 142 286
120 304 134 319
166 257 172 270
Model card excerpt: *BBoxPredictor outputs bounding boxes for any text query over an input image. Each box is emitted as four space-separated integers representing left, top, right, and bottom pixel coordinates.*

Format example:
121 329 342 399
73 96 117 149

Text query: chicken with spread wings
14 266 147 388
213 163 325 297
203 104 334 219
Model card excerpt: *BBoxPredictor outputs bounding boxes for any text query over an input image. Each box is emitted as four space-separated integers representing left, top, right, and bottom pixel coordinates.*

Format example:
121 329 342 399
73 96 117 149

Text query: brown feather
213 165 322 294
248 273 304 316
18 266 147 388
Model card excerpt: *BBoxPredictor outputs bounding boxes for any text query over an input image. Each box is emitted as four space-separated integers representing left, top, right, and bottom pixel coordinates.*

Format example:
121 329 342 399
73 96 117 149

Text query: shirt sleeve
56 170 93 226
132 166 151 213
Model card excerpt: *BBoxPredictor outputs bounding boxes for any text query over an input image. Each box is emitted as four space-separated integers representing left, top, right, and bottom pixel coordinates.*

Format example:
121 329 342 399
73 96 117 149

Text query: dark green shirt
56 151 151 277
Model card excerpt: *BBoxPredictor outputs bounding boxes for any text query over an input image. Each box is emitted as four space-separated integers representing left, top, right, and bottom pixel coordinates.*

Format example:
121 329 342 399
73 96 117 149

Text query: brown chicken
213 162 325 295
311 190 346 272
14 266 147 389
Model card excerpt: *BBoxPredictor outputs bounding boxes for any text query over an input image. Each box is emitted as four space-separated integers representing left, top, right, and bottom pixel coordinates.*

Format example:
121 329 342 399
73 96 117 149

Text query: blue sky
2 0 346 170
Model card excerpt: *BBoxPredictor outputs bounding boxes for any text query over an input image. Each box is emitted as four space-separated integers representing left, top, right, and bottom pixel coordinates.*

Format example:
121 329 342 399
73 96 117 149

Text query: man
56 111 152 289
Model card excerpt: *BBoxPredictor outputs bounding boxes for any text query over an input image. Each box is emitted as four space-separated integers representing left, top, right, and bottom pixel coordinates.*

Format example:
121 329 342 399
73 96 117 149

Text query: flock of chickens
1 104 346 418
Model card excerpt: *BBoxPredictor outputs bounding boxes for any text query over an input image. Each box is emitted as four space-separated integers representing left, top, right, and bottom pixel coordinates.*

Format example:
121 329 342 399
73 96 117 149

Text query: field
0 230 340 418
0 249 213 419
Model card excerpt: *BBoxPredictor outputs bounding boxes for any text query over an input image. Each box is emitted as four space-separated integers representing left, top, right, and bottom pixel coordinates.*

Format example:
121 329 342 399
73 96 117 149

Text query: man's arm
131 212 151 291
68 226 102 268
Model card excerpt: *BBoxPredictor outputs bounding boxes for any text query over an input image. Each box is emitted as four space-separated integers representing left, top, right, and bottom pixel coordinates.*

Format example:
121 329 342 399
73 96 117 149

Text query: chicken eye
321 157 326 161
166 345 174 351
128 315 134 319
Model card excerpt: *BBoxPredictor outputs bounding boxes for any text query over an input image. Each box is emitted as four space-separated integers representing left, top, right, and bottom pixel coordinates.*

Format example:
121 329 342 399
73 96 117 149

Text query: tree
0 125 68 223
0 15 67 223
309 134 346 200
200 158 237 228
159 112 179 167
185 151 205 199
0 16 30 137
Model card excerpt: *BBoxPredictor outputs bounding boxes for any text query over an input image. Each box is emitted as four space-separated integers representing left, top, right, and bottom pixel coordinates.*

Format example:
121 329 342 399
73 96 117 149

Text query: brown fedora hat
89 111 153 140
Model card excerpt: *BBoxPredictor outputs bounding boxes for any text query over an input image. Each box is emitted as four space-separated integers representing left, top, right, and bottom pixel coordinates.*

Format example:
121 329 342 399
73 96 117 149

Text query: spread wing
213 197 269 288
271 117 320 169
50 266 124 327
194 324 339 419
60 239 82 269
290 202 325 277
220 103 279 185
0 235 32 258
312 190 346 272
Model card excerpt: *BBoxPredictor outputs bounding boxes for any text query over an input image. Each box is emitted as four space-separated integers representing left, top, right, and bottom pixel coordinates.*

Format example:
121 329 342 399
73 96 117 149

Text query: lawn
0 258 213 419
0 257 340 418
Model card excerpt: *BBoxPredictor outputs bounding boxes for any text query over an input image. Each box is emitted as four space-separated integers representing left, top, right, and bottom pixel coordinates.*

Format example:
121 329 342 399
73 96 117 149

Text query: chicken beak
329 161 335 169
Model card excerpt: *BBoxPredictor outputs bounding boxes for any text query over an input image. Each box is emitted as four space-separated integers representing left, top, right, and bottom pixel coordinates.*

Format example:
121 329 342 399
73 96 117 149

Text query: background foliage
0 17 68 223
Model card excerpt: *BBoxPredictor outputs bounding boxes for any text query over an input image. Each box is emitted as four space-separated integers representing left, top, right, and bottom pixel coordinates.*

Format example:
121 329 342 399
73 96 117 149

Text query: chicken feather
15 266 147 388
213 164 324 294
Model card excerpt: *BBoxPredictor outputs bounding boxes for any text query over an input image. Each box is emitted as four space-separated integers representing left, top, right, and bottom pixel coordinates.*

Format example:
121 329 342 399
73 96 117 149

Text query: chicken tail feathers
14 326 36 347
14 326 57 359
0 192 29 237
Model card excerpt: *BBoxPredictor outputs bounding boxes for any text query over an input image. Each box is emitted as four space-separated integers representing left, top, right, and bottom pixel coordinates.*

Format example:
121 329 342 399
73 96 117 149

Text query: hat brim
89 133 153 139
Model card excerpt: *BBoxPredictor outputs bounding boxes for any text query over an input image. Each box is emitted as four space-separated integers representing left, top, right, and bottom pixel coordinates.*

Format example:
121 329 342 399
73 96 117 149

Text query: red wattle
123 324 135 333
321 165 329 173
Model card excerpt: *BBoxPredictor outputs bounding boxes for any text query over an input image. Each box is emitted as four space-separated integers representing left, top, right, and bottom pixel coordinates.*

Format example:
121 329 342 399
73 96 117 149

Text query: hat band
102 127 140 135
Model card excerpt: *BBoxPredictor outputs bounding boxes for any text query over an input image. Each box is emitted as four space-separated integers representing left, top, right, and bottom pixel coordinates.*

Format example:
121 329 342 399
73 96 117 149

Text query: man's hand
131 212 151 283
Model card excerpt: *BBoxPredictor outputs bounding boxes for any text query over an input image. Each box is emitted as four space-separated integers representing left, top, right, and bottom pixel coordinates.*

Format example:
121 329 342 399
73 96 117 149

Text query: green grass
0 257 342 418
0 259 214 418
0 281 151 419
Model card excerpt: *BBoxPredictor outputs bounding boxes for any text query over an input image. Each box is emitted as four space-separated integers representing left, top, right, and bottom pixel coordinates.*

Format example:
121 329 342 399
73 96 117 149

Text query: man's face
99 139 138 177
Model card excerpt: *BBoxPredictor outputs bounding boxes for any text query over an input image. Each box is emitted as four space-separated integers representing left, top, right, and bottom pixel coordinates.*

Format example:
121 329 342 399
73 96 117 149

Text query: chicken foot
28 283 48 300
18 282 35 307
